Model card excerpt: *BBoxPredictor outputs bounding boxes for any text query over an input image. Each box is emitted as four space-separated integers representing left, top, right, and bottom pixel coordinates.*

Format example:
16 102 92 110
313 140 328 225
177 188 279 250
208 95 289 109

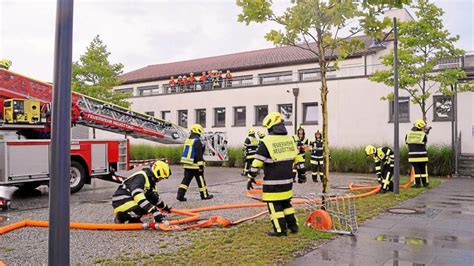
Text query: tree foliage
369 0 473 120
236 0 405 192
72 35 131 108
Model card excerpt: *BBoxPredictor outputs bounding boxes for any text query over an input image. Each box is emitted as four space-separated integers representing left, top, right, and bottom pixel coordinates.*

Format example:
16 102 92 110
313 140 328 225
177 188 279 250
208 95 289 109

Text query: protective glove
161 204 172 213
153 211 165 223
247 178 257 190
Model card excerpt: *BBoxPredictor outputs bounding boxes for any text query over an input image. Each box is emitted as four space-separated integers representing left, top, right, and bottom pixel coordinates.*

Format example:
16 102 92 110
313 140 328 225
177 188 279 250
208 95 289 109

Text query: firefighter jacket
243 135 259 159
112 168 168 214
373 147 395 178
310 139 324 160
405 127 428 163
181 132 205 169
249 123 305 201
293 135 309 155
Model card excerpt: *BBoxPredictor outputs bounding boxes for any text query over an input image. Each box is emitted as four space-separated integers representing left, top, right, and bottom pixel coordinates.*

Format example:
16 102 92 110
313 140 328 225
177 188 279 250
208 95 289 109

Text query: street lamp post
392 17 400 194
292 87 299 134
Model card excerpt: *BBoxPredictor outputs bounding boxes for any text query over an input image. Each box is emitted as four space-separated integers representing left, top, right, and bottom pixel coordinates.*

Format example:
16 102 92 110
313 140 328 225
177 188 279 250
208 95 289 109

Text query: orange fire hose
0 172 414 235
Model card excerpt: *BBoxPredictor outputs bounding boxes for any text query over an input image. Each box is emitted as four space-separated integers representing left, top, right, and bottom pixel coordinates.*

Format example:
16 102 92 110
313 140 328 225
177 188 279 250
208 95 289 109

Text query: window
259 71 293 84
145 111 155 117
178 110 188 128
303 102 318 125
138 85 160 96
255 105 268 126
433 95 453 121
436 58 461 69
196 109 206 127
233 106 246 126
278 104 293 125
115 87 133 94
389 97 410 123
231 76 254 87
214 108 226 127
299 69 320 81
161 111 171 121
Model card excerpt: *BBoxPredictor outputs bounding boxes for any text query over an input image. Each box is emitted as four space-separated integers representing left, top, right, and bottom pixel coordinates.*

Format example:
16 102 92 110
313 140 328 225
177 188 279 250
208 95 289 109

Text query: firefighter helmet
365 145 377 156
0 59 12 70
151 160 171 180
257 131 265 138
248 128 256 135
190 124 204 136
414 119 426 129
262 112 283 129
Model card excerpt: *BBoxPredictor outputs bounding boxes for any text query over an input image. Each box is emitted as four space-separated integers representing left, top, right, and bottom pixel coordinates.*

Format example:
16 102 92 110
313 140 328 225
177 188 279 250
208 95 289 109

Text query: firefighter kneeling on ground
365 145 395 193
405 119 431 188
177 123 213 201
247 112 305 237
112 160 172 224
242 128 259 176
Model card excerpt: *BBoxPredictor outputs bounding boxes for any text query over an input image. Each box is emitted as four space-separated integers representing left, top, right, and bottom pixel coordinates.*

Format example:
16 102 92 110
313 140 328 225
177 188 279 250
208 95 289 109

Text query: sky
1 0 473 82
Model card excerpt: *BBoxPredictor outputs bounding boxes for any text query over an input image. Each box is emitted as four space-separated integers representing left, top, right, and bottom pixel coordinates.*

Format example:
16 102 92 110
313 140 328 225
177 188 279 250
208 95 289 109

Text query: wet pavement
291 178 474 266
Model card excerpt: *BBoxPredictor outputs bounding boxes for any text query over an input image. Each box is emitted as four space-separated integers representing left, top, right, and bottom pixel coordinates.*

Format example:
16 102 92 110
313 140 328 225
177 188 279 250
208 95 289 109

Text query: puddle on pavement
449 194 474 198
435 201 461 206
0 215 9 224
450 210 474 215
434 235 458 242
375 234 427 246
448 197 474 202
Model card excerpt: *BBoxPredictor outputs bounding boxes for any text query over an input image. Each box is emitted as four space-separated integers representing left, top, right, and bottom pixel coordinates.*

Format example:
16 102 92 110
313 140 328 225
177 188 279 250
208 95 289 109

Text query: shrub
130 144 453 176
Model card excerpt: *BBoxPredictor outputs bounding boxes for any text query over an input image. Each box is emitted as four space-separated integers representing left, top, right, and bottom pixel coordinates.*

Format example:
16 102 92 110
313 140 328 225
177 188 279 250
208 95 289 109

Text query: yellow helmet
151 160 171 180
248 128 256 135
414 119 426 129
0 59 12 70
262 112 283 129
190 124 204 136
257 131 265 138
365 145 376 156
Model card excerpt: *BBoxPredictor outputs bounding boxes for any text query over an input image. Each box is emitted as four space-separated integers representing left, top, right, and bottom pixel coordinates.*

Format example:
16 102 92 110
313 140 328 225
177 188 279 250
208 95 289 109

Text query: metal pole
451 85 455 175
48 0 74 264
292 87 299 134
454 83 458 175
393 17 400 194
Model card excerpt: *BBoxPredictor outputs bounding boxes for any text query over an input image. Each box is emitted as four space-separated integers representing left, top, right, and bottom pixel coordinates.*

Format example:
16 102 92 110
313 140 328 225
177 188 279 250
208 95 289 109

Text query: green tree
370 0 473 121
237 0 405 192
72 35 131 108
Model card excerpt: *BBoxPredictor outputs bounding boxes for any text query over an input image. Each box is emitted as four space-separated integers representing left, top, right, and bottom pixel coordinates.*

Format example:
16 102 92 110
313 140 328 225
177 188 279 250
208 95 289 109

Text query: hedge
130 145 453 176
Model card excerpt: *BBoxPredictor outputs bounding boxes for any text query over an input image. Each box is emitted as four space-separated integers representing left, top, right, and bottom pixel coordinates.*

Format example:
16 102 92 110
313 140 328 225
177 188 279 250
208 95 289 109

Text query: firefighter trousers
243 158 254 175
411 162 429 187
380 166 394 192
266 200 298 233
310 159 324 182
177 168 210 199
114 205 147 223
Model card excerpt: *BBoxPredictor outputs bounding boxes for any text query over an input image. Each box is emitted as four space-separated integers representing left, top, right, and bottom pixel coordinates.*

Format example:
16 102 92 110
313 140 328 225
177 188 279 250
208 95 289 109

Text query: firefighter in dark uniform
177 124 214 201
292 126 309 183
365 145 395 193
247 112 305 237
309 130 325 182
112 160 172 224
242 128 259 176
405 119 430 188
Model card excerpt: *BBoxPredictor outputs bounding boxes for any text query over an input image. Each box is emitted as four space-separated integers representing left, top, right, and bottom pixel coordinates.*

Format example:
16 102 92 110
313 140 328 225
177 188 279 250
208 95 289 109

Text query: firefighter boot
267 231 288 237
176 188 188 202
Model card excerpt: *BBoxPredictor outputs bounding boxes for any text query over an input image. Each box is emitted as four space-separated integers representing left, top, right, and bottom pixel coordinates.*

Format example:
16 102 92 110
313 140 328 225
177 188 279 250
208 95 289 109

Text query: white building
97 12 474 155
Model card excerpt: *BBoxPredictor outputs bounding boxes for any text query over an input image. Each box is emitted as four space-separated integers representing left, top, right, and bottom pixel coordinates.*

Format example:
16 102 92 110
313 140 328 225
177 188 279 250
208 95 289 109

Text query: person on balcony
225 70 233 87
188 73 196 91
168 76 177 93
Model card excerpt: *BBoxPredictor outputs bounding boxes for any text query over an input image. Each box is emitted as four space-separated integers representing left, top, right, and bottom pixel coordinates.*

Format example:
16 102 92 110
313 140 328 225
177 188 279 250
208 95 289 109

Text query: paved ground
291 178 474 266
0 166 370 264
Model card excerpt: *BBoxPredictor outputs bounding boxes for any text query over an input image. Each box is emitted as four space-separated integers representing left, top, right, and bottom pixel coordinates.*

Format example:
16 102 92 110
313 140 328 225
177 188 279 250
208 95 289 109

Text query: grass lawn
96 178 441 265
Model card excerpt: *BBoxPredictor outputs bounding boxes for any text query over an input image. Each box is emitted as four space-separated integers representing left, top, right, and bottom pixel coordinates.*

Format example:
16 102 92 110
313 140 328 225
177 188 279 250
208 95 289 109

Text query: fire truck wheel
70 161 86 193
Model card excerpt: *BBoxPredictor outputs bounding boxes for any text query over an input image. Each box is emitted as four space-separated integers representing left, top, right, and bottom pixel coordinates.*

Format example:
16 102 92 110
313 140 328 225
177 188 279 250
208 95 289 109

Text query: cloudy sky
1 0 473 82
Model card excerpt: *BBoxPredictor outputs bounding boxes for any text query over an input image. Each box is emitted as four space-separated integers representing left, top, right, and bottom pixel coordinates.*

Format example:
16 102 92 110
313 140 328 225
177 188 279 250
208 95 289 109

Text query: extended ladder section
0 69 188 144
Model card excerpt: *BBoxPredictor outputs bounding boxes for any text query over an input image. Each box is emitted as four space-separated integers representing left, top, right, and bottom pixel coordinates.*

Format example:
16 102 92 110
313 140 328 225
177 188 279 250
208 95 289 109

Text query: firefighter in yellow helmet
257 130 266 140
0 59 12 70
112 160 172 224
177 124 213 201
292 125 309 183
405 119 431 188
242 128 259 176
365 145 395 193
247 112 305 236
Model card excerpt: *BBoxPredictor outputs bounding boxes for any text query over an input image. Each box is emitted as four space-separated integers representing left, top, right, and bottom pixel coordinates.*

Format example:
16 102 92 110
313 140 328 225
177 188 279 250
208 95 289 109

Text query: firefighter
242 128 259 176
177 124 214 201
365 145 395 193
309 130 325 183
405 119 431 188
292 126 309 183
257 130 266 141
247 112 305 237
112 160 172 224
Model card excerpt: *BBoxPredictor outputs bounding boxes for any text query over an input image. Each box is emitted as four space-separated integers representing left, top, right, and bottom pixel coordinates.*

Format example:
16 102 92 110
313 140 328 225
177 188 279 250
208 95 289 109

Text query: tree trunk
317 40 329 193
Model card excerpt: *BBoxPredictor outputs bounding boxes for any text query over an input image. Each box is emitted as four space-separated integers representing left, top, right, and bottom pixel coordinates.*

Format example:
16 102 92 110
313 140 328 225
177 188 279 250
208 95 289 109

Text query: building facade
97 41 474 154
